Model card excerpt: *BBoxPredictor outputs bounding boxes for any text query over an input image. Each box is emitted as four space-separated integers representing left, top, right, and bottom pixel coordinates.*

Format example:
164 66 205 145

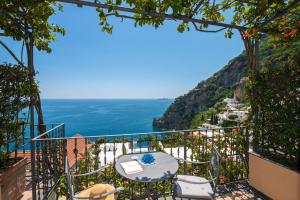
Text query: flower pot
0 157 27 200
249 152 300 200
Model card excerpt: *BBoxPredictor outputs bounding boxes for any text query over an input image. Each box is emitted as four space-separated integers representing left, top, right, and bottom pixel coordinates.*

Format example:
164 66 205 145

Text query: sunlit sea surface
37 99 172 137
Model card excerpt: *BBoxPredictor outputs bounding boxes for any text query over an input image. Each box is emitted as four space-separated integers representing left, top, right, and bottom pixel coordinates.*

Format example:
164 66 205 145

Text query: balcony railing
31 124 250 200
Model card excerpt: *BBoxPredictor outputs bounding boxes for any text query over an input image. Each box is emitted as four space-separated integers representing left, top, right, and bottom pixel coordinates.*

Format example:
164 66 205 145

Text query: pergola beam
58 0 246 30
0 39 24 66
59 0 300 33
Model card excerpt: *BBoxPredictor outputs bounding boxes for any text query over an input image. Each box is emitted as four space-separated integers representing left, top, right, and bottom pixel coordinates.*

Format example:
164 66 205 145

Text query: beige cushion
76 184 115 200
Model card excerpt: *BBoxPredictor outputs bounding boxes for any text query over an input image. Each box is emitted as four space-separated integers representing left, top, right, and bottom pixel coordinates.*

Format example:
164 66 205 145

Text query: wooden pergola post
27 31 37 200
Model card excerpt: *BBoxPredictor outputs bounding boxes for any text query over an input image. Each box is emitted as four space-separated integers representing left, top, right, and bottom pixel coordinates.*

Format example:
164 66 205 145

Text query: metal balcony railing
31 125 250 200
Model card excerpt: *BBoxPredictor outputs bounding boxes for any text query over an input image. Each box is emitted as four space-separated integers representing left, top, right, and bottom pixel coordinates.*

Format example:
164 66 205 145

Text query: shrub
0 63 35 170
246 50 300 170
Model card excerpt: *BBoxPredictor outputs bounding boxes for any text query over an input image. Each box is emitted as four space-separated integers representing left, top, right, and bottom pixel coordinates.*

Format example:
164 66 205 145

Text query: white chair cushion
174 175 214 199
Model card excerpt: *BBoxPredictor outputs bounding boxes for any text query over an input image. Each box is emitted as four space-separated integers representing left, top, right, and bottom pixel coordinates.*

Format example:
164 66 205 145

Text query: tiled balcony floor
22 180 269 200
214 180 269 200
159 180 269 200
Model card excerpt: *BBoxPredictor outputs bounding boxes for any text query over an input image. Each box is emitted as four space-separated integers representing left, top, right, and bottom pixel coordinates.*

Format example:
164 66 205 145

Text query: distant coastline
156 98 171 100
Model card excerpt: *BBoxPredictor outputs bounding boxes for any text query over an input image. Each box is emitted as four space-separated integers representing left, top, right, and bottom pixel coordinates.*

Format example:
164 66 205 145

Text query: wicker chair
65 156 124 200
173 145 221 199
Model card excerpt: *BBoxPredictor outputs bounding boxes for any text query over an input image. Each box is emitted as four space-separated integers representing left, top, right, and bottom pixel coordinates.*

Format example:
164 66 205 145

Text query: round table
115 152 179 183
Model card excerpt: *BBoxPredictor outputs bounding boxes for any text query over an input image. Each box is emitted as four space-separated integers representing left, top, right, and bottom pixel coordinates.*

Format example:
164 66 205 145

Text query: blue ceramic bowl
140 153 155 165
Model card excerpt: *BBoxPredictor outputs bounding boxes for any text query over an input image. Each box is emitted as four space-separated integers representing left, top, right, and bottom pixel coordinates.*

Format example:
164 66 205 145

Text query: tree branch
237 0 259 6
59 0 246 30
193 0 205 14
106 13 150 21
192 21 226 32
0 8 26 29
216 1 235 12
0 39 24 66
21 41 25 63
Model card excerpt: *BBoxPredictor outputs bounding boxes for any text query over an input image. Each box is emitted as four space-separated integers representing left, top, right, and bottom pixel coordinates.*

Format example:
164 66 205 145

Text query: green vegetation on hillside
190 100 227 129
153 36 300 130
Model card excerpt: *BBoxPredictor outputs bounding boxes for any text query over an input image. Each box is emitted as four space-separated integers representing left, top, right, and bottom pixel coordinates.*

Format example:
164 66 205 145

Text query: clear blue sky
1 3 245 99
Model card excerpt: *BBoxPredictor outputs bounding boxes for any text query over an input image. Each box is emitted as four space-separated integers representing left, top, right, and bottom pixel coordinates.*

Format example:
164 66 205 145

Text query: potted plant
246 49 300 200
0 63 35 200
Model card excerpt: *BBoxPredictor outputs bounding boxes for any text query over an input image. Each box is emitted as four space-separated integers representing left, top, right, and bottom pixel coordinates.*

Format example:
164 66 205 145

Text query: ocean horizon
37 98 173 137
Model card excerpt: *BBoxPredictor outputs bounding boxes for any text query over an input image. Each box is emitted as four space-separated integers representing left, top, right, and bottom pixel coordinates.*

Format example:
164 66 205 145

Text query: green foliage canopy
95 0 300 42
0 0 65 53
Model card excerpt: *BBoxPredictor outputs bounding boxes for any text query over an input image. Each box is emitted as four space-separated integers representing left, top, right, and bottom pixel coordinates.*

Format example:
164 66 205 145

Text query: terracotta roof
67 134 92 167
10 151 34 164
10 134 92 168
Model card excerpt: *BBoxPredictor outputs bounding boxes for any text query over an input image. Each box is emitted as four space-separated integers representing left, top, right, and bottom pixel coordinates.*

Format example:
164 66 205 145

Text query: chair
65 156 124 200
173 145 221 200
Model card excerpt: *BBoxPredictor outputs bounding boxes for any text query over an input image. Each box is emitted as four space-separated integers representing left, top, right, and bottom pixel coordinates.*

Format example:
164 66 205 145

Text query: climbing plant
0 63 36 170
90 0 300 44
245 37 300 170
0 0 65 134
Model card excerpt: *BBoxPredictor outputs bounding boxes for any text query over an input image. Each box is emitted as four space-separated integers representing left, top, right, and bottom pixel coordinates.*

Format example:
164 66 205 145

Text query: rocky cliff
153 52 248 130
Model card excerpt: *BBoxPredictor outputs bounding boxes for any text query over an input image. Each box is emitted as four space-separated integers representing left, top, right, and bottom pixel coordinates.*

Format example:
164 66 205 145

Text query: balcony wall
249 152 300 200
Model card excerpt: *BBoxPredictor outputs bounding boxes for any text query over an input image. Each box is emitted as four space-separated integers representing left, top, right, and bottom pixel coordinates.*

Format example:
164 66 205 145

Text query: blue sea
40 99 172 137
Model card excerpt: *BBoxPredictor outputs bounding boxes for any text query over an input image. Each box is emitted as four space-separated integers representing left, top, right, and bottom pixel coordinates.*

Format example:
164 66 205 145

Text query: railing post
30 137 36 200
297 144 300 172
62 124 66 171
245 128 249 166
183 131 187 174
